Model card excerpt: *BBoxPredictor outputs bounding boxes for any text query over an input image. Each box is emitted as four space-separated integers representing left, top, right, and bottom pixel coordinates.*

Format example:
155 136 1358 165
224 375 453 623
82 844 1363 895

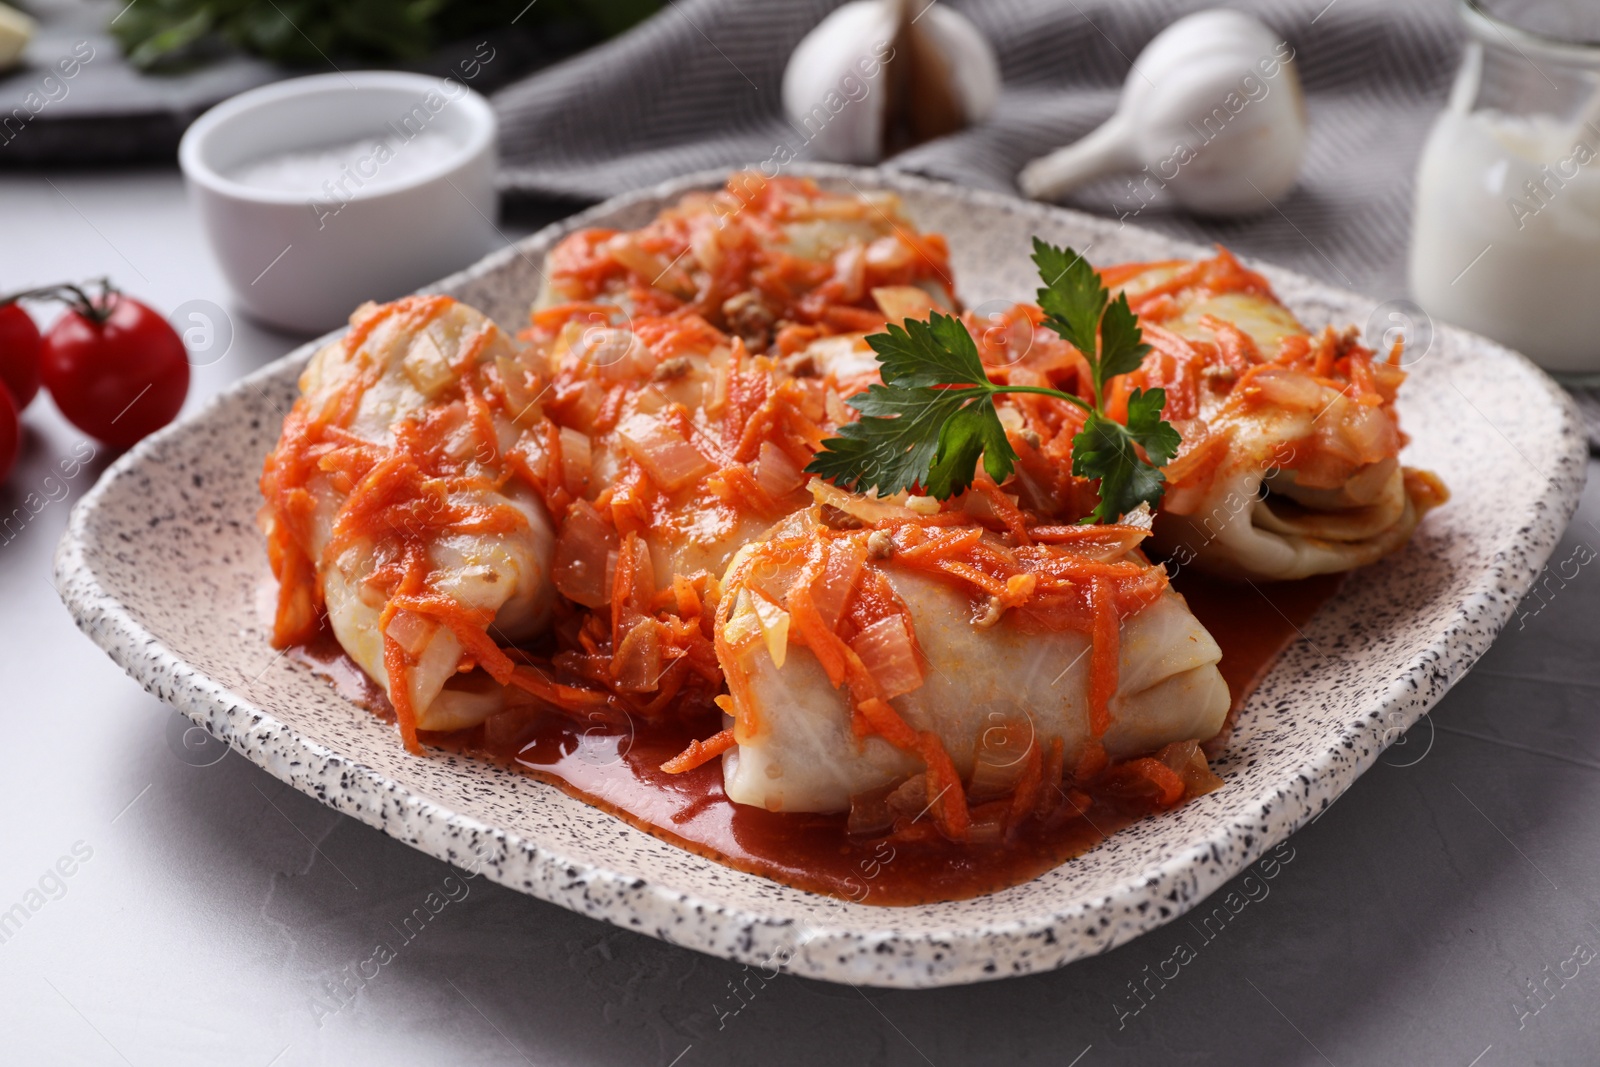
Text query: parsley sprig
805 238 1181 523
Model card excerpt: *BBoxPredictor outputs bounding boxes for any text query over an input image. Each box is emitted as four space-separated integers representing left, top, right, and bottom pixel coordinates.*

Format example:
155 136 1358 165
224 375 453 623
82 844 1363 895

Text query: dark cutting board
0 0 583 165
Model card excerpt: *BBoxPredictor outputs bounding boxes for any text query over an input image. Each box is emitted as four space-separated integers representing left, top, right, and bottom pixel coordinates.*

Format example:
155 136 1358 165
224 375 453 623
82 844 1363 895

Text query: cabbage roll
712 491 1229 818
260 296 557 742
535 173 955 354
948 252 1445 580
1099 253 1446 579
522 307 832 619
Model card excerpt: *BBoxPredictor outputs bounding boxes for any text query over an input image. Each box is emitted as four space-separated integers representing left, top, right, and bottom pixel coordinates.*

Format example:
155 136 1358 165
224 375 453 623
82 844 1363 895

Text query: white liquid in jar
1410 108 1600 373
227 129 463 197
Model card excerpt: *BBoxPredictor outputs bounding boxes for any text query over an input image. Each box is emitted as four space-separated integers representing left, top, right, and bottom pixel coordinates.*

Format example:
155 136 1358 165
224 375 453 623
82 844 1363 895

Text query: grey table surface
4 165 1599 1067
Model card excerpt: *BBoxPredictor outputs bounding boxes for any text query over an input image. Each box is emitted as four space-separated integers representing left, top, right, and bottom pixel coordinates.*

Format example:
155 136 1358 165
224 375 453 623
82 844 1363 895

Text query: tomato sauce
287 570 1341 905
1173 570 1345 718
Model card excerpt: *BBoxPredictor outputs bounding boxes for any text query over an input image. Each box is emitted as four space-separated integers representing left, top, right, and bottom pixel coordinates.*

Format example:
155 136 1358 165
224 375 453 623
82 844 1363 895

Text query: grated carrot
661 728 737 774
1087 576 1119 738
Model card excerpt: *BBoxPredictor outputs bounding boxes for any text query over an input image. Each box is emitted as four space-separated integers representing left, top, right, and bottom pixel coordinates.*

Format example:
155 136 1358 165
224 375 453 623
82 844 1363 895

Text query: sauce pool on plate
289 571 1341 905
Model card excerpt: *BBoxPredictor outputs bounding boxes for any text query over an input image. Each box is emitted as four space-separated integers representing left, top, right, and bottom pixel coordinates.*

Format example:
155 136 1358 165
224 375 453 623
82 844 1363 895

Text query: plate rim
53 163 1591 987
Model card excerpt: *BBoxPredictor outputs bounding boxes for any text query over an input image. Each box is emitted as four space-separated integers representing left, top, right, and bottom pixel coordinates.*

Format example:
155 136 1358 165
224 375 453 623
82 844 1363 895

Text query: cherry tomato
41 294 189 449
0 302 41 410
0 382 17 485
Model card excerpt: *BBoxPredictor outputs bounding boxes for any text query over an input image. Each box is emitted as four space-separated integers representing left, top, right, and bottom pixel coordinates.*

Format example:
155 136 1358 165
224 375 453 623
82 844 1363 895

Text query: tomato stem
0 278 119 324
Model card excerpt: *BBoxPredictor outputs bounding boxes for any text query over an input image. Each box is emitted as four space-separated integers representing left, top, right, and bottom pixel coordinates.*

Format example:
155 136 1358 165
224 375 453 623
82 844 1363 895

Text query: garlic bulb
1018 9 1307 216
0 3 34 72
782 0 1001 165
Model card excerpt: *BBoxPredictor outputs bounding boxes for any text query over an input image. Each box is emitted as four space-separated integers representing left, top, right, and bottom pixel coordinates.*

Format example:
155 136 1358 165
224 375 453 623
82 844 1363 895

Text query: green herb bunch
806 239 1181 524
112 0 659 71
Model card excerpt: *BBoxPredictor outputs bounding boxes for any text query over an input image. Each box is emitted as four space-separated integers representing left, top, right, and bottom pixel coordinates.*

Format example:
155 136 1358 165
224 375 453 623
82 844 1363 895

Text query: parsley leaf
805 242 1181 524
867 314 991 389
1032 238 1103 359
1095 293 1153 395
1071 388 1182 523
804 383 978 497
926 396 1018 499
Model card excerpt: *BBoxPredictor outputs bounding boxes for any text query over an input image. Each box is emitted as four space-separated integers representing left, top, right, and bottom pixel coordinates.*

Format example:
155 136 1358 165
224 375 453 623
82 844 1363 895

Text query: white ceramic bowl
179 71 498 334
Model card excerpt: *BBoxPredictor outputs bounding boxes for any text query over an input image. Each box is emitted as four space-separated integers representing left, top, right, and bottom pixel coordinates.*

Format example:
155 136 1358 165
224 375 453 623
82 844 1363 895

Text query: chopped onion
558 426 592 496
1160 740 1225 798
871 285 941 323
885 775 928 819
824 390 850 426
615 532 656 621
1336 402 1393 463
384 609 436 658
1372 361 1405 402
967 721 1032 803
966 803 1008 845
864 235 914 272
811 536 866 631
753 441 804 499
616 412 712 491
1029 523 1150 562
747 589 791 668
605 235 668 278
606 235 692 297
808 479 919 525
567 379 606 427
959 485 1023 529
1342 457 1399 505
795 379 827 423
1158 739 1199 773
691 220 724 275
552 500 618 607
1161 422 1221 484
581 327 652 383
612 617 664 692
512 428 556 489
722 588 763 650
496 355 543 425
1251 367 1328 411
425 402 476 463
849 615 923 699
402 332 455 398
831 244 866 304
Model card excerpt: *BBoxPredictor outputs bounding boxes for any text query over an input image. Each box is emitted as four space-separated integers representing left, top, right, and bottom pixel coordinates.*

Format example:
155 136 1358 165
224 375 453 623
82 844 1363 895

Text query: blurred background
6 1 1600 1064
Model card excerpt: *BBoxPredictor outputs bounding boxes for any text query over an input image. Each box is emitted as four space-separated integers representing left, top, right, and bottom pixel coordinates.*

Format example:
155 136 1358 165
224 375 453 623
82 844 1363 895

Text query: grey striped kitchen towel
492 0 1600 448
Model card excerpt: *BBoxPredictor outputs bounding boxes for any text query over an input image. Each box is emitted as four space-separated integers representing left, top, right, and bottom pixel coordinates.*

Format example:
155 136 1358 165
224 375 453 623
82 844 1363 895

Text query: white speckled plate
55 165 1586 988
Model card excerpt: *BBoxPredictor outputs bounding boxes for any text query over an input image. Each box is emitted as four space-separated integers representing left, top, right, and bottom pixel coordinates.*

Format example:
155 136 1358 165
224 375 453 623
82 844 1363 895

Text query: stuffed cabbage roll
512 302 841 709
536 172 956 355
1100 252 1446 579
709 487 1229 830
948 252 1445 580
260 296 557 744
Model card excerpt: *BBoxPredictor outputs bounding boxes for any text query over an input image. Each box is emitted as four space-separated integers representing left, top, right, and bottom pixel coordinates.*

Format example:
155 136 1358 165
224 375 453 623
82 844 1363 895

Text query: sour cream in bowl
179 71 498 335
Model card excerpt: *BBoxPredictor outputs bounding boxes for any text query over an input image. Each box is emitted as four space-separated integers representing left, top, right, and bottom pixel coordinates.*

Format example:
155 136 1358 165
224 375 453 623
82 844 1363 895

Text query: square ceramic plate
55 165 1586 988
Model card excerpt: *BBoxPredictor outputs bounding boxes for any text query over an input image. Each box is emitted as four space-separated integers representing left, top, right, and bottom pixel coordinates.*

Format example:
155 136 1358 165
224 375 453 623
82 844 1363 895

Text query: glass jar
1409 0 1600 378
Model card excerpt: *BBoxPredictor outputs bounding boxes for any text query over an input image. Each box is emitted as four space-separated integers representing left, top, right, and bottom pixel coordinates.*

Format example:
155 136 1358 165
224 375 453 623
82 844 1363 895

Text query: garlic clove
783 0 1001 165
884 0 963 154
783 0 895 165
1019 8 1307 217
1015 113 1140 203
893 2 1001 147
